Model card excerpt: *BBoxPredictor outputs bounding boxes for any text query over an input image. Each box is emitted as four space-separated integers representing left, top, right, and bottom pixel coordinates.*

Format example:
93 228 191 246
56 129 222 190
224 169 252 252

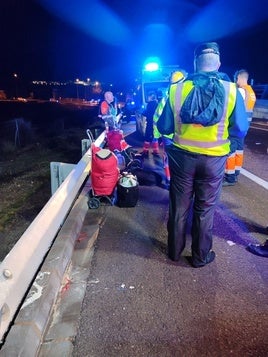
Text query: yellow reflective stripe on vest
153 96 166 139
170 80 237 156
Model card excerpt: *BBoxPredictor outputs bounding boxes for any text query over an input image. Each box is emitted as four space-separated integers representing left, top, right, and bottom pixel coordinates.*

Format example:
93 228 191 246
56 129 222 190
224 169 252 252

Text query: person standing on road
100 91 122 130
223 69 256 186
235 69 256 122
141 92 159 157
153 70 187 185
157 42 248 267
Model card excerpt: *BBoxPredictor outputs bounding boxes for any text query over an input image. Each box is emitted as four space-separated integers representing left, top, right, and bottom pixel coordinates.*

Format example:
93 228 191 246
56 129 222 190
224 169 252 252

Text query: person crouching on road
157 42 248 268
223 69 256 186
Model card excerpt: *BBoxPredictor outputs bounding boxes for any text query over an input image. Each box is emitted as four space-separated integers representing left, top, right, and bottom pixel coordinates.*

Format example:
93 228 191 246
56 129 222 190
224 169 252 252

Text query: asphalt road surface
72 126 268 357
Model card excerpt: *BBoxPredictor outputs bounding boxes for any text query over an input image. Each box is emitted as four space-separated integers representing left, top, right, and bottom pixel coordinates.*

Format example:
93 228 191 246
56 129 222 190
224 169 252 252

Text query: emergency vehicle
136 59 185 135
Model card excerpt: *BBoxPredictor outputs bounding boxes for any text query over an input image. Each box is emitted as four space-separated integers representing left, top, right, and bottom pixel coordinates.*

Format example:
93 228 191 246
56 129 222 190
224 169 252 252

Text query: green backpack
180 73 226 127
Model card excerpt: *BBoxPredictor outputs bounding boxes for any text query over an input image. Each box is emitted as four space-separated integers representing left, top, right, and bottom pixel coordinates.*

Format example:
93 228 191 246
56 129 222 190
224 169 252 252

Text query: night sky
0 0 268 91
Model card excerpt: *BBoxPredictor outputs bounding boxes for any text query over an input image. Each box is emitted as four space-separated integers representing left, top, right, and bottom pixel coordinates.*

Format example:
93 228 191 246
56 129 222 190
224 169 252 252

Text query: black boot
247 240 268 258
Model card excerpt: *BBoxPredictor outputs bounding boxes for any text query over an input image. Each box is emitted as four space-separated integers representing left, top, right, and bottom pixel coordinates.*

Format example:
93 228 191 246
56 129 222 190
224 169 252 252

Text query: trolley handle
86 129 95 147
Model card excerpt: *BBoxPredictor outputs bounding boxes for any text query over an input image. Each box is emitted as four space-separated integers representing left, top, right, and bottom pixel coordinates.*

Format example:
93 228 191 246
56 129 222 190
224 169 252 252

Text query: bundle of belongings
91 145 119 196
106 129 143 173
88 144 139 209
88 145 119 208
117 172 139 208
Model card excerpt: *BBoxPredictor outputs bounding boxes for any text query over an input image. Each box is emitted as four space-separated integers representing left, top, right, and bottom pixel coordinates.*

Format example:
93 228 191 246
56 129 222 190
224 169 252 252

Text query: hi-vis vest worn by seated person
169 78 237 156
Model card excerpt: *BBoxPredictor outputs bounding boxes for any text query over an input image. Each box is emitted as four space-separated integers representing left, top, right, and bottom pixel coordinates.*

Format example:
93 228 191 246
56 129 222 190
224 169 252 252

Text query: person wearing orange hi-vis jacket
223 69 256 186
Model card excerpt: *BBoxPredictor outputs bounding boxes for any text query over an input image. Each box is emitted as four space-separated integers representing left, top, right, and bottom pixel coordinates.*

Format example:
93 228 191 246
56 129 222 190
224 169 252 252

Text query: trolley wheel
88 197 100 209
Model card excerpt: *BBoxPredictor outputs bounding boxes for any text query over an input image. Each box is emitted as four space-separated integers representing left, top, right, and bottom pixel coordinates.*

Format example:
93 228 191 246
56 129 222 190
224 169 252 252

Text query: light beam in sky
38 0 131 46
185 0 268 42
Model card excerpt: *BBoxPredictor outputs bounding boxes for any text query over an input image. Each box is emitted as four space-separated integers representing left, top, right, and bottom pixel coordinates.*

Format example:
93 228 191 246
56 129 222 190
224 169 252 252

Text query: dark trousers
166 145 226 264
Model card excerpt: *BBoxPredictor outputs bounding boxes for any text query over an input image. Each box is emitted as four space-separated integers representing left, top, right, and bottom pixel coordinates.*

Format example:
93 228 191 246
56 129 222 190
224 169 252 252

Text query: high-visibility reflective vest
239 84 256 121
169 80 237 156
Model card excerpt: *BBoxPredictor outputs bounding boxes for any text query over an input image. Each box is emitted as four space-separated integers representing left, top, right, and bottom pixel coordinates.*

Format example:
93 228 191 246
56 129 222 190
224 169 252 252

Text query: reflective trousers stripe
143 141 150 151
235 150 243 170
152 141 159 153
225 150 244 173
225 153 235 174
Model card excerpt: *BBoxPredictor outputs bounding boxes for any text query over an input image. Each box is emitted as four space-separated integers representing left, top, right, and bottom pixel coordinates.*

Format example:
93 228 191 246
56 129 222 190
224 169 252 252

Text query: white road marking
241 168 268 190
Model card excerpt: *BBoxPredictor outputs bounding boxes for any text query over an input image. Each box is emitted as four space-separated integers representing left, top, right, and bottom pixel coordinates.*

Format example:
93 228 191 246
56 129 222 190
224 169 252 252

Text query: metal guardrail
253 99 268 120
253 84 268 99
0 130 106 342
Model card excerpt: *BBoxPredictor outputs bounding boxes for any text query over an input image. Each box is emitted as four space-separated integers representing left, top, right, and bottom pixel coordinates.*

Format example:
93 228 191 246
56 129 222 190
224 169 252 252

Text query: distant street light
85 78 91 100
13 73 18 98
76 78 79 99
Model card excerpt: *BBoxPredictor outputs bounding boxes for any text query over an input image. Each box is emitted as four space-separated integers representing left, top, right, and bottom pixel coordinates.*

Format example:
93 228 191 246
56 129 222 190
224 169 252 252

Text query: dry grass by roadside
0 127 87 261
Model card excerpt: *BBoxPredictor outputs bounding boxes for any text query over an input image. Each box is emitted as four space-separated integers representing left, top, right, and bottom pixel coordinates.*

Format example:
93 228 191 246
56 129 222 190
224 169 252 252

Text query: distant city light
32 80 67 86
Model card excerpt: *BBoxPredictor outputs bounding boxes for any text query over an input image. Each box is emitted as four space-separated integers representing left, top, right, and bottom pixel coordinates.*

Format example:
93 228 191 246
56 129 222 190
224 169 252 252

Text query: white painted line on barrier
241 168 268 190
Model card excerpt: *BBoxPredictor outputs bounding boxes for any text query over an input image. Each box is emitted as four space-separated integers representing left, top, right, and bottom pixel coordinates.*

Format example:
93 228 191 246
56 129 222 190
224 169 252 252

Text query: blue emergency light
143 57 161 72
144 62 159 72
